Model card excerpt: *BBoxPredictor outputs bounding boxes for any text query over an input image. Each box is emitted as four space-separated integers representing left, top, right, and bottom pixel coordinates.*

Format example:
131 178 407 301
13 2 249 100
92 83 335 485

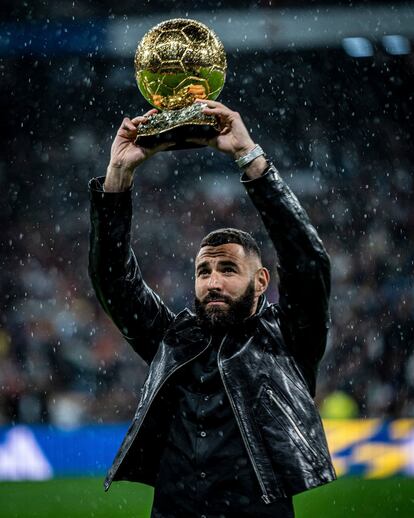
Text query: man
89 100 336 517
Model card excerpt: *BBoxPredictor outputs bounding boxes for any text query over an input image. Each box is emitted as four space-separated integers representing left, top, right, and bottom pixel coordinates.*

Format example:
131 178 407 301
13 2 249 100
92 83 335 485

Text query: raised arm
241 167 331 381
197 100 330 385
89 112 176 364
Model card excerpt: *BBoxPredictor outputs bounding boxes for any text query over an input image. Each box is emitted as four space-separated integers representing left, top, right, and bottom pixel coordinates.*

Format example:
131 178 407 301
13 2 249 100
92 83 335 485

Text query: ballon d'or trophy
134 18 227 149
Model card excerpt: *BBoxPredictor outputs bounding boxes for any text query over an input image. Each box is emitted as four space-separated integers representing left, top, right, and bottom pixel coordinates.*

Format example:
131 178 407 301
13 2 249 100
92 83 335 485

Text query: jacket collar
250 293 269 318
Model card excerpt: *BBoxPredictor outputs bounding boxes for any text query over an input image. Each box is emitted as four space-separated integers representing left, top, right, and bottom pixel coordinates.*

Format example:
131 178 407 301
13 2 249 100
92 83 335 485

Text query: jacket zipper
218 336 272 505
266 387 320 460
108 338 213 484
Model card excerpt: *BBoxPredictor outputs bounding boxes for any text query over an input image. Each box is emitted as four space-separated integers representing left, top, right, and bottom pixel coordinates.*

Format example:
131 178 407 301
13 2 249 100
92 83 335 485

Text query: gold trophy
134 18 227 150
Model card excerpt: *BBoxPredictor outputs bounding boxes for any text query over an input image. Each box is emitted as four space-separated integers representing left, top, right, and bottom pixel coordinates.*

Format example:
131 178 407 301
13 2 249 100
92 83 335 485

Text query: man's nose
207 271 222 289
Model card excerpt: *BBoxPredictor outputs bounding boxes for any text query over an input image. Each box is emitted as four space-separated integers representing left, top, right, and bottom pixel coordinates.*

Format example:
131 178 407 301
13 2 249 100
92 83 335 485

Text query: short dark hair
200 228 262 261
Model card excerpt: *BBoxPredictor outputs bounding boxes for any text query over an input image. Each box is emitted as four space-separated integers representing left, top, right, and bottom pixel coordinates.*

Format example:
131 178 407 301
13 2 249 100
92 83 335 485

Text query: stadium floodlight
342 37 374 58
382 35 411 55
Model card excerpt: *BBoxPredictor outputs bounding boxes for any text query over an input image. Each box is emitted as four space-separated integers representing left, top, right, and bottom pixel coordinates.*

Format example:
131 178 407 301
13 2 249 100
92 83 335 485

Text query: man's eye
223 267 236 274
198 270 209 277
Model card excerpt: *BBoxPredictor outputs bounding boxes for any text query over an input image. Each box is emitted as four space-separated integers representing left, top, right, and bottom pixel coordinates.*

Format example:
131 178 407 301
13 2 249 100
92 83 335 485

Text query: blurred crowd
1 43 413 426
2 1 386 21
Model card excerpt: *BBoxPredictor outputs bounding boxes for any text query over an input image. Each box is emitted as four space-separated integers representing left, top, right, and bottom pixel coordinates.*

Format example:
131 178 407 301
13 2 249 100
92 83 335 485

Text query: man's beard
194 280 256 332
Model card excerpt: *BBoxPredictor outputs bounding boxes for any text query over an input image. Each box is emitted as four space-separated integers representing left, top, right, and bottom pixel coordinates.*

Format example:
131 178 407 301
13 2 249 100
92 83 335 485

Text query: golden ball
134 18 227 110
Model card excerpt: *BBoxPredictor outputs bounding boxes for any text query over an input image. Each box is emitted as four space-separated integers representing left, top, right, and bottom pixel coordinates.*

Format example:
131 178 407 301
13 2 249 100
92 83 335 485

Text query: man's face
194 243 266 331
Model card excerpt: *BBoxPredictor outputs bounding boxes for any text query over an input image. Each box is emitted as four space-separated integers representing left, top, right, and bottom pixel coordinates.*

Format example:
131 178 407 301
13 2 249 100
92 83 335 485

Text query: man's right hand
104 110 173 192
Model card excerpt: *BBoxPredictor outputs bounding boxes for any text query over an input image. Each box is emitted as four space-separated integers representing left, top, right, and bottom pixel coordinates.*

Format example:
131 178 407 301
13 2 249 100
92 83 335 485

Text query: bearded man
88 100 336 518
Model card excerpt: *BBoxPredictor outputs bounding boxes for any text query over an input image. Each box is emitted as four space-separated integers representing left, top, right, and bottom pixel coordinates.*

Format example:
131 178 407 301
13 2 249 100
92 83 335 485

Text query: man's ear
255 267 270 295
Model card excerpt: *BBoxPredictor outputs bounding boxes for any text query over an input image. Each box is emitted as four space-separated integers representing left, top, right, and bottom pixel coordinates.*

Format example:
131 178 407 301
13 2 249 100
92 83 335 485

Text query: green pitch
0 477 413 517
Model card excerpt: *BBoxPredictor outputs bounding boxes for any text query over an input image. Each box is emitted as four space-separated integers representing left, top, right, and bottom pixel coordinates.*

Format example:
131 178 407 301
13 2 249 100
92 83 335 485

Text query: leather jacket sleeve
242 164 331 378
88 177 175 365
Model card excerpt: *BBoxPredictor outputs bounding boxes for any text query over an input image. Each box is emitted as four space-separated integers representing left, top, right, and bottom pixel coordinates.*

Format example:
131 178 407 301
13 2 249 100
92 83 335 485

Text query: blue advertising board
0 424 127 480
1 420 414 481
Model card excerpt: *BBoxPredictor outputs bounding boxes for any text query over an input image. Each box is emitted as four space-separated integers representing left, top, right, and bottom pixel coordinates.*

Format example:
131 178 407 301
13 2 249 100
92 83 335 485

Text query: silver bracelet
235 144 265 169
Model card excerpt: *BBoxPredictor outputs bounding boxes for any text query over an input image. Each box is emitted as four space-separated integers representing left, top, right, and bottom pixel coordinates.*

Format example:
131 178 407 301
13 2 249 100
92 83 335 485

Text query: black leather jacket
88 165 336 503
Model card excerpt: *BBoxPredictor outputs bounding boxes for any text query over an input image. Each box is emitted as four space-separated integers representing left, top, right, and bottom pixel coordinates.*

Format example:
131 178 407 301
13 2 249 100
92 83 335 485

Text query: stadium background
1 0 414 516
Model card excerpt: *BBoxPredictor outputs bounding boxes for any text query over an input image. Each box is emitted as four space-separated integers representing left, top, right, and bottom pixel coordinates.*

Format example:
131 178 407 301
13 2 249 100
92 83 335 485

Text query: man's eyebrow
195 259 240 271
217 260 239 269
196 261 209 272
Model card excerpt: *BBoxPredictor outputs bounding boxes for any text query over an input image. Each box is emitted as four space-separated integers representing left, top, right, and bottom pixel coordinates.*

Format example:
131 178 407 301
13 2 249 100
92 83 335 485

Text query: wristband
235 144 265 169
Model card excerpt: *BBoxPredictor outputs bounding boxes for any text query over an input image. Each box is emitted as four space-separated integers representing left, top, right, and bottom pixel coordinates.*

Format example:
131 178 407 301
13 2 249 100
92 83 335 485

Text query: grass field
1 477 413 517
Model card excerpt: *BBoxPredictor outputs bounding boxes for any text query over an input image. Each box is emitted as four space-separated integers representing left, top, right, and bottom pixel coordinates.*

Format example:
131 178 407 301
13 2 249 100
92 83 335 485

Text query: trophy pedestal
135 103 219 150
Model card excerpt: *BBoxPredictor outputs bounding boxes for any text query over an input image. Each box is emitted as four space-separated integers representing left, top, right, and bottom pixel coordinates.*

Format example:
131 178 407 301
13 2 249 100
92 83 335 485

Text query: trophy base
135 103 220 150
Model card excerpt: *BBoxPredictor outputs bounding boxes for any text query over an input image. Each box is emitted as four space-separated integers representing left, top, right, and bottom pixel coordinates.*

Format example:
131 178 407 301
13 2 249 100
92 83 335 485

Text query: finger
143 108 159 117
200 105 222 114
120 117 137 132
219 126 231 135
195 98 225 109
196 102 233 120
201 106 229 119
129 117 147 128
131 109 158 125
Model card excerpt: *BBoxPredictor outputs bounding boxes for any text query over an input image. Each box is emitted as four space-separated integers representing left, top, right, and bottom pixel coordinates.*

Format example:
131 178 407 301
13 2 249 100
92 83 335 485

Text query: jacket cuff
89 176 133 203
89 176 133 234
240 163 280 183
240 163 283 194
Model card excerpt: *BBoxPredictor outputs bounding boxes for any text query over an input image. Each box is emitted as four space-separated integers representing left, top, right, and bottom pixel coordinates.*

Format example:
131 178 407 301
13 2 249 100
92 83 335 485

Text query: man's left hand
190 100 268 179
193 100 255 159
